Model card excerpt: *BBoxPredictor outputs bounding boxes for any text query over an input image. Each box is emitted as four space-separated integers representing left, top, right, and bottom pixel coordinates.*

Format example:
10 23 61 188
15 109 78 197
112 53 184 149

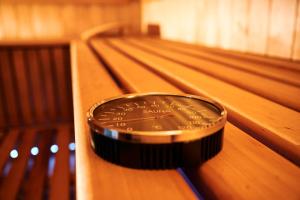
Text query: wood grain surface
89 39 300 199
142 0 300 60
22 130 53 200
0 2 140 39
0 44 73 128
105 39 300 166
127 38 300 110
0 129 36 200
142 38 300 86
49 125 71 200
71 41 197 200
155 38 300 73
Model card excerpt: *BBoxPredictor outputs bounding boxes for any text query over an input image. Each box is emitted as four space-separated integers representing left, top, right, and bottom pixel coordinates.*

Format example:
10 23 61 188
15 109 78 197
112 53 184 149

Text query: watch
87 93 227 169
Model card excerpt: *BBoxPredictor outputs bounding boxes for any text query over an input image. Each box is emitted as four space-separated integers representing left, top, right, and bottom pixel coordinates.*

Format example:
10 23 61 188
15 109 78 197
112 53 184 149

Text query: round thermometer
87 93 227 169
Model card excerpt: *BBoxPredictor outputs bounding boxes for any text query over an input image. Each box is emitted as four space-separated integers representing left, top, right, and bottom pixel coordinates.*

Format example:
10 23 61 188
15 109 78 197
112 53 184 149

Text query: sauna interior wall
142 0 300 60
0 0 140 39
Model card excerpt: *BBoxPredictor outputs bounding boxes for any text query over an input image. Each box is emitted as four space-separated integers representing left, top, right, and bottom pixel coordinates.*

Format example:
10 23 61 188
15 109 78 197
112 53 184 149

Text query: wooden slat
0 130 20 171
128 38 300 111
196 0 219 47
26 49 47 124
0 71 7 128
217 0 232 49
91 39 300 199
0 3 140 40
230 0 248 52
267 0 297 58
38 48 58 122
0 45 73 127
49 125 71 200
71 41 196 200
12 49 34 125
144 38 300 87
106 39 300 165
91 41 179 92
185 123 300 200
22 130 53 200
247 0 269 55
0 49 20 126
0 129 36 200
157 37 300 72
293 2 300 60
52 46 71 122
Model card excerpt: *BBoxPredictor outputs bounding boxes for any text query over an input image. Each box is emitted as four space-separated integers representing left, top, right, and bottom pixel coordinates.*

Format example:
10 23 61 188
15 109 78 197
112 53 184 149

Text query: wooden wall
0 1 140 39
142 0 300 60
0 43 73 128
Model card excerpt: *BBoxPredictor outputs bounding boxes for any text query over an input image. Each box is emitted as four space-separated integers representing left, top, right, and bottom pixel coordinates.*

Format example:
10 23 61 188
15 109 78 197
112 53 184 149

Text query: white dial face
93 95 221 132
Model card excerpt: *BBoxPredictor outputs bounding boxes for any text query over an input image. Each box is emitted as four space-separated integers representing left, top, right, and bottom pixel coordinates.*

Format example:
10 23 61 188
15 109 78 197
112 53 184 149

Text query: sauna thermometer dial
87 93 227 169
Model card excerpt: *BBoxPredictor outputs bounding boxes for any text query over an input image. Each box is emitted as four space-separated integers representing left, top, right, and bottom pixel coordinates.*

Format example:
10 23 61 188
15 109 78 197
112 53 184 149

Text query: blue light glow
10 149 18 158
31 146 39 156
50 144 59 153
68 142 75 151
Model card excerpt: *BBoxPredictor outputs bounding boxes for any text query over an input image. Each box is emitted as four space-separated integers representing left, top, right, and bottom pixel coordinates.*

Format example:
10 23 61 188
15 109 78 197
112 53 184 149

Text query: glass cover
93 94 221 132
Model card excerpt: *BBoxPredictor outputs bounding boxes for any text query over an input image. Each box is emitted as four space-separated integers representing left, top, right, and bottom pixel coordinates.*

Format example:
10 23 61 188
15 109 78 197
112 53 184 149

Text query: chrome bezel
87 92 227 144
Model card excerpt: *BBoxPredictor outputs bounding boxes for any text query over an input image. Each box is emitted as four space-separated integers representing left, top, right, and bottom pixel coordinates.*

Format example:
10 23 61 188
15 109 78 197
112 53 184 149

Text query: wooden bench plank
144 38 300 88
90 41 179 93
0 130 20 171
150 38 300 73
0 129 36 200
128 38 300 112
22 130 53 200
106 38 300 165
91 39 300 200
71 41 197 200
49 125 71 200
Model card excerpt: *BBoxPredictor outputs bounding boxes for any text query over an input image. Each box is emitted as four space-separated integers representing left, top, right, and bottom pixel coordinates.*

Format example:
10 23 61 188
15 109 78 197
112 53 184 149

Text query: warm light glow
50 144 59 153
10 149 18 159
31 147 39 156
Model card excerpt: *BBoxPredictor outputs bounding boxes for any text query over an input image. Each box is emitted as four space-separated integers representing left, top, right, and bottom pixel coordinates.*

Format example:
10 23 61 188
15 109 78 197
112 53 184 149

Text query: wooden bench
71 37 300 199
0 41 75 200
